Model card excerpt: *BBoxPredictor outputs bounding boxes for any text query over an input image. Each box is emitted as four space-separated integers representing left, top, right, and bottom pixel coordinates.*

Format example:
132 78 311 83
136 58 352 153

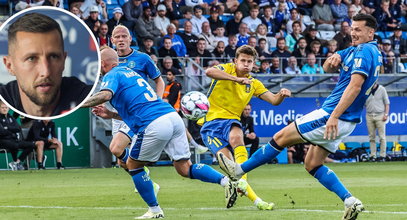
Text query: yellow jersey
198 63 268 125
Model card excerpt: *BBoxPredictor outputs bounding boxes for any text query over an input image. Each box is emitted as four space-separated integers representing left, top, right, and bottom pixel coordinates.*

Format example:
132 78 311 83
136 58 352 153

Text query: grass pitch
0 162 406 220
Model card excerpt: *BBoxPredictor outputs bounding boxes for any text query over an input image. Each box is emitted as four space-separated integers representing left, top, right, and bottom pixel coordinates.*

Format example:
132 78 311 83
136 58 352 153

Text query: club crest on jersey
245 84 251 93
354 58 362 68
128 61 136 69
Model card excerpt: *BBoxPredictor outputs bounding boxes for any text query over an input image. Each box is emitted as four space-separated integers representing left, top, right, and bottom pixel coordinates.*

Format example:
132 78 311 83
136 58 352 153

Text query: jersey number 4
137 78 158 101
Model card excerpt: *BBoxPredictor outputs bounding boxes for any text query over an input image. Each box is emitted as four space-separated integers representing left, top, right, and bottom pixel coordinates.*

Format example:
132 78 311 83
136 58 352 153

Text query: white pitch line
0 205 407 215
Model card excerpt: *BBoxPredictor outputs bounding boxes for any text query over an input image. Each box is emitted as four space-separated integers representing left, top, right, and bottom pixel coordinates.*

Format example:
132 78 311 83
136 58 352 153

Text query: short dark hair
8 13 64 53
235 45 258 60
352 13 377 30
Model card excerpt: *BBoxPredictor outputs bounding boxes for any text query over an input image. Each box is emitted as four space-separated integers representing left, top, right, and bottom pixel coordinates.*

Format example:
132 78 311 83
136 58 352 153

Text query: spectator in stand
191 5 209 36
165 0 184 28
240 104 260 158
384 51 397 73
80 0 108 22
179 21 199 56
309 41 324 61
330 0 348 31
154 4 171 37
106 7 125 36
161 56 182 75
0 102 35 171
135 6 161 45
333 21 352 50
326 39 338 56
225 10 243 36
70 5 83 19
185 0 209 13
123 0 143 26
292 37 308 67
286 21 303 52
214 26 228 46
274 2 289 32
164 24 187 57
199 22 218 52
287 143 310 164
208 6 224 35
389 0 401 21
242 5 262 34
190 38 217 68
344 5 358 25
270 57 281 73
351 0 365 14
26 120 64 169
15 0 44 12
225 34 238 59
295 0 313 16
257 59 271 74
301 53 324 74
258 38 272 59
163 70 182 112
286 8 306 34
256 24 277 53
390 26 407 57
212 41 228 63
285 56 301 74
97 23 112 47
140 36 158 56
312 0 335 31
363 0 379 14
148 0 160 17
158 37 182 70
261 6 275 36
304 25 324 52
236 22 250 47
373 0 399 32
84 6 101 37
271 37 291 68
237 0 256 18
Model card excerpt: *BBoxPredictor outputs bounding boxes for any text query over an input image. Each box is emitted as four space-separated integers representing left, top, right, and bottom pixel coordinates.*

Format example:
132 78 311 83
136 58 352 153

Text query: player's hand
278 88 291 98
92 104 114 119
235 77 252 85
247 132 256 139
383 114 388 121
324 117 339 140
325 53 341 69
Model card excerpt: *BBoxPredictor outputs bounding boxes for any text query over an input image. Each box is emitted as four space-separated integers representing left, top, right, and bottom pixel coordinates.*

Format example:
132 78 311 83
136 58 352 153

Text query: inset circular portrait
0 6 100 119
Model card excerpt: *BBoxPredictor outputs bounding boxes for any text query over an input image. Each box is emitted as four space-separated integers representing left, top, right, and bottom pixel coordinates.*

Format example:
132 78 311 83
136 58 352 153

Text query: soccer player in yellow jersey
198 45 291 210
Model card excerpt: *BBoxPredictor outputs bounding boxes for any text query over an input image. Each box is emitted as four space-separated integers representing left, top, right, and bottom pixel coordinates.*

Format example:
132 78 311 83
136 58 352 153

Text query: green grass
1 162 407 220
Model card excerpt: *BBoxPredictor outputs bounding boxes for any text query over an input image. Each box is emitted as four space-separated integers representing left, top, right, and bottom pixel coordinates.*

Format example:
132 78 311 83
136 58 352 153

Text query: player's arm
205 67 251 85
324 74 365 140
258 88 291 105
91 104 122 120
81 90 112 108
153 76 165 98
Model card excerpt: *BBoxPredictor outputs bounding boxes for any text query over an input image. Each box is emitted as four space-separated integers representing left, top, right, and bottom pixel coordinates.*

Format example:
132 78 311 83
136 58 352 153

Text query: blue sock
241 141 281 173
310 165 352 201
189 164 225 184
129 168 158 207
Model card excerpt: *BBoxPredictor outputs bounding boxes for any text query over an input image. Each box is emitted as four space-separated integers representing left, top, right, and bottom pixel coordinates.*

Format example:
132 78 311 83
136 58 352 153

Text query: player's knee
304 161 321 173
229 133 243 146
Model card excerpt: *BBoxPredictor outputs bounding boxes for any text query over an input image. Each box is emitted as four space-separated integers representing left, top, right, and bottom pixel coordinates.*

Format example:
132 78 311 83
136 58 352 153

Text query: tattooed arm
81 90 112 108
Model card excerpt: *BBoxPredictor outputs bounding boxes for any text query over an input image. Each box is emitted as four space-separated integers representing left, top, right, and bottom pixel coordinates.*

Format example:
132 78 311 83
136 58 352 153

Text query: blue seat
105 0 118 5
376 31 386 39
220 15 233 23
385 31 394 38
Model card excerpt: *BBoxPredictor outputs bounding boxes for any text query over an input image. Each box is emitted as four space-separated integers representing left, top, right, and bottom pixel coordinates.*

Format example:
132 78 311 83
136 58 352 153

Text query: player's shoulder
355 41 379 54
133 50 152 60
214 62 235 72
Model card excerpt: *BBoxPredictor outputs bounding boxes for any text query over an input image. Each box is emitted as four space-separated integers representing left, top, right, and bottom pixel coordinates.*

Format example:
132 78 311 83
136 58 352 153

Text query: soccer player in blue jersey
218 14 381 220
82 47 237 219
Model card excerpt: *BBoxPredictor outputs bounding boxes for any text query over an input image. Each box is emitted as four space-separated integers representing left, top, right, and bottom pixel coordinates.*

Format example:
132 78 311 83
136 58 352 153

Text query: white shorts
295 109 356 153
129 112 191 162
112 119 135 141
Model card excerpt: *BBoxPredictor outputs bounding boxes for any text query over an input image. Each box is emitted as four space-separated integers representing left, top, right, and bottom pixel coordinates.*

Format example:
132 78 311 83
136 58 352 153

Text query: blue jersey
101 66 174 134
118 49 161 81
322 41 382 123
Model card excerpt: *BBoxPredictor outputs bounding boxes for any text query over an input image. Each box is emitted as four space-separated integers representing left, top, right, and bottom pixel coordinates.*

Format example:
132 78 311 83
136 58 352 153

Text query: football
180 91 210 121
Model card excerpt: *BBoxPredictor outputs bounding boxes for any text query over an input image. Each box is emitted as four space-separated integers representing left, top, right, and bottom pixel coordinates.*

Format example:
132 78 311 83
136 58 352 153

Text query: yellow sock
234 146 259 202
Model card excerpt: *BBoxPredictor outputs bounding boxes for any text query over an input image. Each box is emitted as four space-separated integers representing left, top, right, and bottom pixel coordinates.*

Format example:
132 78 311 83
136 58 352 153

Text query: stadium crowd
7 0 407 74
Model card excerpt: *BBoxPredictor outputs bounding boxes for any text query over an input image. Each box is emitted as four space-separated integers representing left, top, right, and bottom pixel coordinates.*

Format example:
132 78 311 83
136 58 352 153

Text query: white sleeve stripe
351 70 368 77
101 88 115 96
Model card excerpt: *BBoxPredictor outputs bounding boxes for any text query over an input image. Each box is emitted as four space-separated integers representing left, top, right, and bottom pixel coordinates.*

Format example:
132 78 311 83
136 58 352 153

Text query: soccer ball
180 91 210 121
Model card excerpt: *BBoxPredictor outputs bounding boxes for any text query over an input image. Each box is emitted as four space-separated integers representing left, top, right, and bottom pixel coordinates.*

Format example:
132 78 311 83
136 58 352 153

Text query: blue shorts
200 119 242 154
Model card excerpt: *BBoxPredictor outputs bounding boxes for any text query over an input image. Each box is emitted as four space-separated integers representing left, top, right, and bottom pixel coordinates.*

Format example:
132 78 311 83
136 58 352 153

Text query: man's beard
21 81 60 106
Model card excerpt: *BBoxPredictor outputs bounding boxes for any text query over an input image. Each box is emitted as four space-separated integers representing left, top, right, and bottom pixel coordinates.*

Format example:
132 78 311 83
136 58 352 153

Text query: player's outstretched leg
173 160 238 208
305 146 364 219
234 146 275 210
